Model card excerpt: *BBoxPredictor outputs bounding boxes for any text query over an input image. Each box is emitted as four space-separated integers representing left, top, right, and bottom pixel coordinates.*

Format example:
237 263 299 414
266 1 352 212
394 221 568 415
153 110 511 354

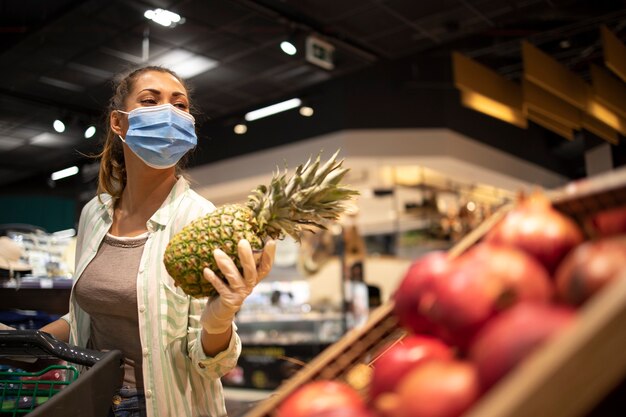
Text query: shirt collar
97 176 190 231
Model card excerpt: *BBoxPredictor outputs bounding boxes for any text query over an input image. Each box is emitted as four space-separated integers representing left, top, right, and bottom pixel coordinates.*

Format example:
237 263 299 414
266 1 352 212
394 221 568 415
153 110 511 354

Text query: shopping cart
0 330 123 417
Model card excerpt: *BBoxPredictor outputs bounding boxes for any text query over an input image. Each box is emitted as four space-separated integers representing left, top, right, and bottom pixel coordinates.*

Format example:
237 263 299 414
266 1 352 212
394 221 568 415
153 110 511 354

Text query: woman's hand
200 239 276 334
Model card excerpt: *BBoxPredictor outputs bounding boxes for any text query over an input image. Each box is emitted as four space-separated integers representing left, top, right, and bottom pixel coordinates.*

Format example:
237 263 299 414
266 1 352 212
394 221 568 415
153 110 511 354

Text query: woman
40 65 276 417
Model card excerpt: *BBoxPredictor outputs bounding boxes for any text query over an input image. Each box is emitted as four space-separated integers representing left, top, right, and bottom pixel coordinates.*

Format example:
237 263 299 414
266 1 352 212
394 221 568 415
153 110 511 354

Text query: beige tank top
74 232 148 388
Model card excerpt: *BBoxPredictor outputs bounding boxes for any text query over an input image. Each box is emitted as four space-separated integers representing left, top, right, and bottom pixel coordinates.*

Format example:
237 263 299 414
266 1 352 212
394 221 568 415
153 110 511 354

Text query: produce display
163 150 358 297
276 192 626 417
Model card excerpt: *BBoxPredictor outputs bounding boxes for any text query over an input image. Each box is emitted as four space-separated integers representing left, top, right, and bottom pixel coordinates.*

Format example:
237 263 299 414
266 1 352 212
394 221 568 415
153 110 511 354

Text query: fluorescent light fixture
144 8 182 27
245 98 302 122
31 133 67 147
51 166 79 181
151 49 218 78
53 119 66 133
280 40 297 56
84 125 96 139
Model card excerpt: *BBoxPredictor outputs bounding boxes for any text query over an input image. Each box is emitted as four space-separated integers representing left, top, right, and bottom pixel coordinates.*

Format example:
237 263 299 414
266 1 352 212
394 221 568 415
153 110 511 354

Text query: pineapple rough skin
164 204 264 298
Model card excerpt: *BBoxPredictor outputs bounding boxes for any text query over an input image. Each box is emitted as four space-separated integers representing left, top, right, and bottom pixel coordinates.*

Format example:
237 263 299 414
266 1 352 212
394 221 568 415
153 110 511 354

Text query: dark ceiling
1 0 625 195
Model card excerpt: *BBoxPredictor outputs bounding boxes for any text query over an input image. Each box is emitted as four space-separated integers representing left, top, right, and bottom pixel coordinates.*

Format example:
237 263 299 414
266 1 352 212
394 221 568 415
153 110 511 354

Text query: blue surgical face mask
117 103 197 169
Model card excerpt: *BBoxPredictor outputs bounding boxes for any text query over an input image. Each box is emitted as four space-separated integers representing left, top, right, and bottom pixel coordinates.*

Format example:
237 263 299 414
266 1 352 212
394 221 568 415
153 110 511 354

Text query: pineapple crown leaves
246 150 358 241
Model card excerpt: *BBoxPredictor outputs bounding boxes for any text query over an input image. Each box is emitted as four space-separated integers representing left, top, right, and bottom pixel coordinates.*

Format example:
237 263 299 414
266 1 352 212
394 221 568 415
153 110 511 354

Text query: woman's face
110 70 193 173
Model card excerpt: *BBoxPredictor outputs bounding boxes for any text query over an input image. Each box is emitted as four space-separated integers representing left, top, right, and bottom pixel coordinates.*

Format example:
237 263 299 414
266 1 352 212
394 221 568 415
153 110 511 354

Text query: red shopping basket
0 330 123 417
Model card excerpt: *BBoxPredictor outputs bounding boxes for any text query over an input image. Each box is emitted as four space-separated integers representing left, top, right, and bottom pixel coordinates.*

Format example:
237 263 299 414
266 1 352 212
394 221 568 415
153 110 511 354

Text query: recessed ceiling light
84 126 96 139
299 106 314 117
234 123 248 134
280 40 297 56
53 120 65 133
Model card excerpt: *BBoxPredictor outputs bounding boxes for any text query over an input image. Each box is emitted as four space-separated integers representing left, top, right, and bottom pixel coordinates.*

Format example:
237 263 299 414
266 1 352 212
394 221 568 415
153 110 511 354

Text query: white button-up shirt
63 177 241 417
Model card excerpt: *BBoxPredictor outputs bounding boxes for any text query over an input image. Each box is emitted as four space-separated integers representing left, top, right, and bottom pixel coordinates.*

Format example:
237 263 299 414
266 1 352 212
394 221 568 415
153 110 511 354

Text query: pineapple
163 150 358 298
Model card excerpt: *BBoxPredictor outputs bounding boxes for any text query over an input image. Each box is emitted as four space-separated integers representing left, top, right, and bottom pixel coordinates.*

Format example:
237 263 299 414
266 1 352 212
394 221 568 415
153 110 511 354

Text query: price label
40 278 54 289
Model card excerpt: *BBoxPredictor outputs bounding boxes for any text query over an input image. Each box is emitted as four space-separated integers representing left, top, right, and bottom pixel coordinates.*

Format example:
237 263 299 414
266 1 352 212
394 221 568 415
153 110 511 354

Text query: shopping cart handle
0 330 108 367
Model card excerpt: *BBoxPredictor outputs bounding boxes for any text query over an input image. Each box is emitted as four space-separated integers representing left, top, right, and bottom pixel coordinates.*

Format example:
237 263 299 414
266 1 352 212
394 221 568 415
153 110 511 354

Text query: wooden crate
245 167 626 417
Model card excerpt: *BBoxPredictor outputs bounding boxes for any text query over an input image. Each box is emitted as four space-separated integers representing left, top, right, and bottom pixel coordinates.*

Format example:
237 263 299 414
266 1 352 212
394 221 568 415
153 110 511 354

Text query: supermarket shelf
1 277 72 316
1 277 73 290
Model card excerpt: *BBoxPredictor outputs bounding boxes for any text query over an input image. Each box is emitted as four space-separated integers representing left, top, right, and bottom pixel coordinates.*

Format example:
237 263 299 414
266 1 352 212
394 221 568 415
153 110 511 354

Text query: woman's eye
174 103 188 110
141 99 157 105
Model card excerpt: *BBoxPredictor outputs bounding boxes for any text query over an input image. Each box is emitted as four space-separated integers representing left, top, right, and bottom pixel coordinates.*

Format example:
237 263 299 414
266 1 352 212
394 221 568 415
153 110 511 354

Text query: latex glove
201 239 276 334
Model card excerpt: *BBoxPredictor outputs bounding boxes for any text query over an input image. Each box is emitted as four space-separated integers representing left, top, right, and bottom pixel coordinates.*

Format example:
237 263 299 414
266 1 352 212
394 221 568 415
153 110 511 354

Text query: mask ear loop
114 109 129 143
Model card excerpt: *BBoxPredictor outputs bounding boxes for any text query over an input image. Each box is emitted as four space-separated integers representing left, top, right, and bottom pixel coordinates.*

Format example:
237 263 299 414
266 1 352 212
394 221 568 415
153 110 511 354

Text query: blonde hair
95 66 194 201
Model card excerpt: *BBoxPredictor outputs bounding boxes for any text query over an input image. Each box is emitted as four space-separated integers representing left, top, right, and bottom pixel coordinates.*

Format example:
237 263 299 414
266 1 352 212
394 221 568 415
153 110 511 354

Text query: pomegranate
393 251 452 335
277 380 366 417
376 359 480 417
426 243 553 350
308 408 378 417
369 335 454 402
469 302 575 390
585 205 626 238
555 237 626 306
484 192 584 273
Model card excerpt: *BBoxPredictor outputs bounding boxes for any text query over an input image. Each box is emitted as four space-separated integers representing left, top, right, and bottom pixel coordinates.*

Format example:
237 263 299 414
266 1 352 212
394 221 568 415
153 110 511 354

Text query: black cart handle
0 330 107 367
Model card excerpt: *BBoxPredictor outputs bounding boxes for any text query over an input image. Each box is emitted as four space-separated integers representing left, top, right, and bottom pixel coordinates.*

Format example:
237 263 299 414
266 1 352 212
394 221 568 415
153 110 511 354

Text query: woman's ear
110 110 125 137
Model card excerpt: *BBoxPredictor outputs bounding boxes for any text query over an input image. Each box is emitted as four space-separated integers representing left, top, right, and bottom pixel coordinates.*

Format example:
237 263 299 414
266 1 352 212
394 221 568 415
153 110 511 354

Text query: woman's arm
200 326 232 357
40 318 70 343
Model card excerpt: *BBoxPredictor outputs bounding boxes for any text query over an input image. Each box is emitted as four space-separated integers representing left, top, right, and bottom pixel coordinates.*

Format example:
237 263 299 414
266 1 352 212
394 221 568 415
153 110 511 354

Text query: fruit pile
276 192 626 417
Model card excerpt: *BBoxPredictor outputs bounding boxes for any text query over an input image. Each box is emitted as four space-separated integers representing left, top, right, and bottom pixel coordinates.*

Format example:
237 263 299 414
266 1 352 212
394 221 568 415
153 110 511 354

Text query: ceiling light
84 125 96 139
144 8 183 27
234 123 247 134
151 49 218 78
559 40 571 49
245 98 302 122
53 119 66 133
51 166 79 181
299 106 314 117
280 40 297 56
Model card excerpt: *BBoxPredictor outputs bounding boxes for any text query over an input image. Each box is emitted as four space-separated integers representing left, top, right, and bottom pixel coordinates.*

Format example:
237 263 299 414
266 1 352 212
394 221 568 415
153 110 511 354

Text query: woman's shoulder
80 193 112 217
